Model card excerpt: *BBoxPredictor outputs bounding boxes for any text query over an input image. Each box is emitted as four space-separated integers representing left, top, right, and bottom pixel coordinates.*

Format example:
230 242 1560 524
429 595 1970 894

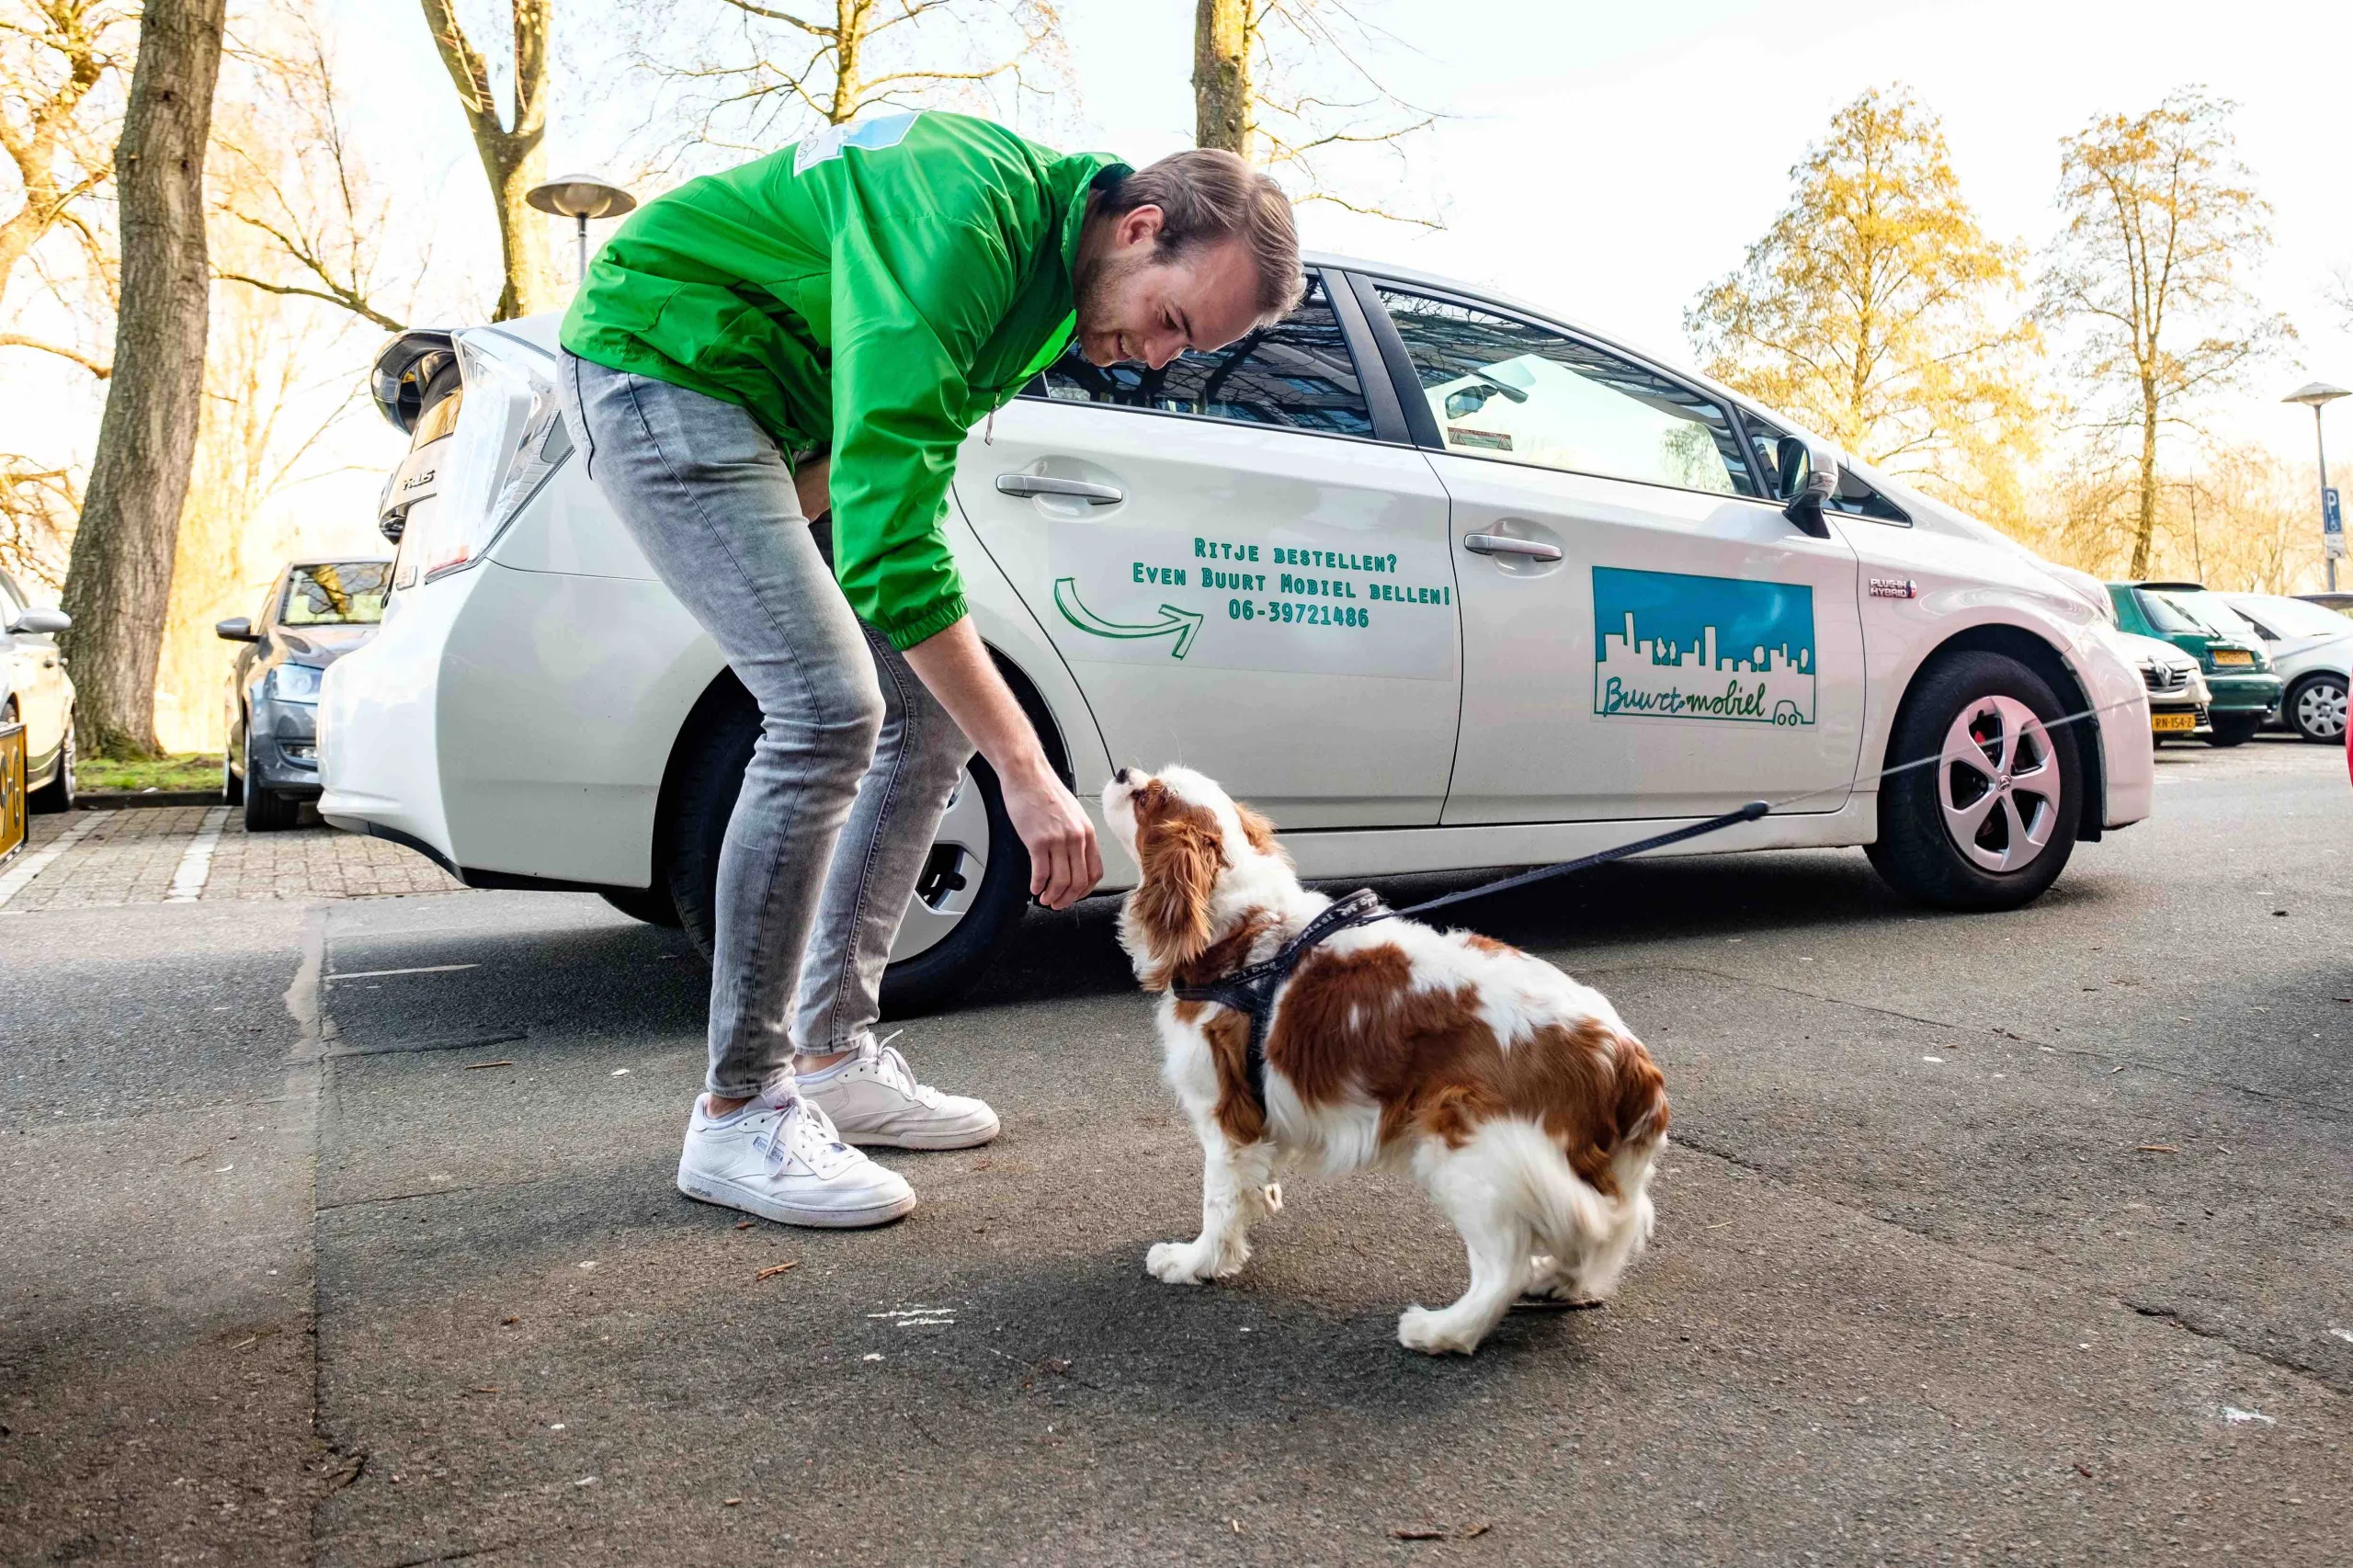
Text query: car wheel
242 721 299 832
597 884 683 927
662 690 1028 1016
2285 675 2347 744
1865 650 2080 912
2205 712 2263 748
27 711 74 814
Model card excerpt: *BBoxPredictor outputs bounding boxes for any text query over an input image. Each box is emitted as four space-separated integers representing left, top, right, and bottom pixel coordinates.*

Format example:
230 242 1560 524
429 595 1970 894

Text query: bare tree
418 0 552 321
628 0 1068 163
1190 0 1438 226
56 0 225 757
0 0 133 377
0 451 76 589
2042 88 2290 579
214 7 412 333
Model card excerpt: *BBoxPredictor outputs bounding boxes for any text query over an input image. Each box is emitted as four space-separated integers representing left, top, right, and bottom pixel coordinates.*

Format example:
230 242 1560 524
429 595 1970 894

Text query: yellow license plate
2211 649 2254 666
2152 711 2197 733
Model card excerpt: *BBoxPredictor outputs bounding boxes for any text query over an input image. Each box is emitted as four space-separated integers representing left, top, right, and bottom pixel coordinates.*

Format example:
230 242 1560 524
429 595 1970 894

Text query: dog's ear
1234 801 1289 864
1131 796 1225 971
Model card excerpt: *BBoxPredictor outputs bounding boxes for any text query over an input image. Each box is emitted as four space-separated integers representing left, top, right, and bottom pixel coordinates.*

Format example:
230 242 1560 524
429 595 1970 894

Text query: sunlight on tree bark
418 0 554 322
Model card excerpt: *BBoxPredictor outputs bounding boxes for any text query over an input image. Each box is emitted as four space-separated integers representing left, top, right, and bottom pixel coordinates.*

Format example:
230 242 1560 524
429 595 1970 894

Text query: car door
1361 283 1866 824
955 271 1461 827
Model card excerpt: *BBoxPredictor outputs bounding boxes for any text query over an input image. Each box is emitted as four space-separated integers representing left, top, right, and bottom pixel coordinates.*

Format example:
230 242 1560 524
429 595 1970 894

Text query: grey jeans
561 353 973 1101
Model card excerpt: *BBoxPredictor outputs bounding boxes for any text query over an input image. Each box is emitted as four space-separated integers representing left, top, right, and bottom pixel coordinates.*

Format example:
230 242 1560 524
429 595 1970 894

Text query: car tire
2284 674 2347 744
661 689 1028 1017
242 721 299 832
27 711 74 814
598 883 683 927
2205 712 2263 748
1866 650 2081 912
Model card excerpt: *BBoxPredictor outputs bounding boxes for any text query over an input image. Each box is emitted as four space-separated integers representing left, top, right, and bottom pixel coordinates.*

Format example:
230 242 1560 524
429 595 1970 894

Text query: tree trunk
2128 377 2159 578
57 0 226 759
419 0 553 320
1193 0 1251 158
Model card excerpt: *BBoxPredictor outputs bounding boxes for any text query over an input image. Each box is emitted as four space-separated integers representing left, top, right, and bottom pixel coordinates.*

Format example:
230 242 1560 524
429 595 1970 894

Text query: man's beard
1073 246 1147 362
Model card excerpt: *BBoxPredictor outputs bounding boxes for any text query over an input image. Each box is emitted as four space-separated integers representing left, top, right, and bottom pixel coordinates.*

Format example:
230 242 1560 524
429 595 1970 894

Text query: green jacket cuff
881 593 970 653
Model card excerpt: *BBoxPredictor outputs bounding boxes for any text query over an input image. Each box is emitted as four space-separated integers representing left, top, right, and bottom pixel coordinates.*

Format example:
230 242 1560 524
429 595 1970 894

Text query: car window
280 562 392 627
1375 288 1757 497
2136 589 2223 637
1024 273 1373 437
1739 414 1910 522
2165 589 2263 642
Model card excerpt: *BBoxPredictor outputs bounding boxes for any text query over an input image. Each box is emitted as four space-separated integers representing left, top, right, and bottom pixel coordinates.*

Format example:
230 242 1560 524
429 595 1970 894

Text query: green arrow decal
1052 577 1205 659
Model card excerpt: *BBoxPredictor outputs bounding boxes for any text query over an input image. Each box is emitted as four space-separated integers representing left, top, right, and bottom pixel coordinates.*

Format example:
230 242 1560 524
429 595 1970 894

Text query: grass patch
76 753 222 792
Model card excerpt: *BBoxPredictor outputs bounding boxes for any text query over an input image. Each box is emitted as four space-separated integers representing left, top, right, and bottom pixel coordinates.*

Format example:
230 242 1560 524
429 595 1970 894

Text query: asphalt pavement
3 738 2348 1566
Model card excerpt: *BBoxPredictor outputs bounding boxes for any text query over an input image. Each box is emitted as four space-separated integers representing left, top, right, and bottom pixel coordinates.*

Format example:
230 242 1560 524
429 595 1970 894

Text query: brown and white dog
1104 764 1669 1356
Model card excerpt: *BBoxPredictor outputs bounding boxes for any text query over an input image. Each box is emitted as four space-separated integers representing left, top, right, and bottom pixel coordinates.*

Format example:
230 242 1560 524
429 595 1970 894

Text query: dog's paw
1396 1305 1483 1357
1145 1241 1211 1285
1259 1182 1283 1215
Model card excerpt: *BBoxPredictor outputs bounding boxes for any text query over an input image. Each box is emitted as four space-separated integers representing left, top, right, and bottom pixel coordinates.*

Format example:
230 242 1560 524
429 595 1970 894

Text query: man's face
1074 208 1264 370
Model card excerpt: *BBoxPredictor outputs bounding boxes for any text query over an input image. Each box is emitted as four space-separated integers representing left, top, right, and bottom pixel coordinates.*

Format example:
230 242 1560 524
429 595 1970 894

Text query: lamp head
526 175 637 222
2284 381 2350 409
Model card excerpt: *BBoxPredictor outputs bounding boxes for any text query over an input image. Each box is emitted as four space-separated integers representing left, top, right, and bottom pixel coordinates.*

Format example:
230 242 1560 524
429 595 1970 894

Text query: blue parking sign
2328 487 2343 534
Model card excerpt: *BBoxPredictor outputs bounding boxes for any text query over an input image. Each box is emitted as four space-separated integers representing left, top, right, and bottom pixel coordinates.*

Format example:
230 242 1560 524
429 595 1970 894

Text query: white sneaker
798 1035 1000 1151
676 1094 916 1228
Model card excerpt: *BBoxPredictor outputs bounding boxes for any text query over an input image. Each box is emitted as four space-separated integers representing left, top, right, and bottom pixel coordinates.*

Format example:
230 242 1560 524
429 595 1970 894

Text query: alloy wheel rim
1938 695 2061 874
2296 679 2347 740
889 765 992 962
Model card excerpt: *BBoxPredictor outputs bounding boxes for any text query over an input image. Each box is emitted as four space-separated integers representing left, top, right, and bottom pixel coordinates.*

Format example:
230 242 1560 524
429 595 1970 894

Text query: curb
76 790 222 809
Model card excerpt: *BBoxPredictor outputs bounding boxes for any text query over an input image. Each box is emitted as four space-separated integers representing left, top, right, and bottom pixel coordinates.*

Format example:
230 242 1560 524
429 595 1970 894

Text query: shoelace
862 1031 943 1108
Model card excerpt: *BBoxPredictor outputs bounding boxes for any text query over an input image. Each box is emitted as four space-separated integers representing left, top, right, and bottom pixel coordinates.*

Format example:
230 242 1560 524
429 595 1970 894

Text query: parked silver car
2222 592 2352 744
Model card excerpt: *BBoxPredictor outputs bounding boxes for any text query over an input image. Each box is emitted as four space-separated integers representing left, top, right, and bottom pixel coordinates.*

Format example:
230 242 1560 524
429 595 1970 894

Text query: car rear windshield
281 562 391 626
2159 589 2264 642
2137 588 2235 639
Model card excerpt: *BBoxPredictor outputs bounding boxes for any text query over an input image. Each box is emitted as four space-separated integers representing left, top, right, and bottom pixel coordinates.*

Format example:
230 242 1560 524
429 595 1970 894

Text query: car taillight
402 329 571 585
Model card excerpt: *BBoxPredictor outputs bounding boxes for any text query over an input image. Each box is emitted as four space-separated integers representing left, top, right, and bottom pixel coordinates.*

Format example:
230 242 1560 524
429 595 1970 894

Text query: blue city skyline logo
1592 566 1817 726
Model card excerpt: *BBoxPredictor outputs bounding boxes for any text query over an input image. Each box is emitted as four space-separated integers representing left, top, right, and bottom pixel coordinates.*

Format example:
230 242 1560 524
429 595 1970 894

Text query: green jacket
560 112 1124 650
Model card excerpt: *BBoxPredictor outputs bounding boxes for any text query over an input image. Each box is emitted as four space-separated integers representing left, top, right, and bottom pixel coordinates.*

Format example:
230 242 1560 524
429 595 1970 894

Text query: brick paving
1 805 461 911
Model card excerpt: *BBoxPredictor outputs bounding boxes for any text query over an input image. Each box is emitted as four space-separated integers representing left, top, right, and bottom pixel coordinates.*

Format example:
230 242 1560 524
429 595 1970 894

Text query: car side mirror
5 606 70 636
1778 436 1839 539
216 616 258 642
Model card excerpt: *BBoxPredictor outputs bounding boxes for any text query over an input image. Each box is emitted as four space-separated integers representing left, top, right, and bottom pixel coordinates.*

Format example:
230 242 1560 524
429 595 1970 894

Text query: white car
2222 592 2351 744
2113 631 2211 741
321 256 2153 1007
1 568 75 815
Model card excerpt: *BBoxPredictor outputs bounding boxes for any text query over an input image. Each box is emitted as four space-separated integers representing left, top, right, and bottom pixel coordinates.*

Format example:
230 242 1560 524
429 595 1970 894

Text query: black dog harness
1168 801 1771 1118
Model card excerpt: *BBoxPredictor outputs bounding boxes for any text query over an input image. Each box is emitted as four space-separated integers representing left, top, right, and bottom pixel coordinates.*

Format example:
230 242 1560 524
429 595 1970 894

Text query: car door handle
1462 533 1563 562
995 473 1123 505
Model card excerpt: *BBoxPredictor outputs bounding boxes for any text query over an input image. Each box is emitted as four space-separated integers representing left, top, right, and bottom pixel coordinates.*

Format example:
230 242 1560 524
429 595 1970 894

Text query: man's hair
1097 149 1306 322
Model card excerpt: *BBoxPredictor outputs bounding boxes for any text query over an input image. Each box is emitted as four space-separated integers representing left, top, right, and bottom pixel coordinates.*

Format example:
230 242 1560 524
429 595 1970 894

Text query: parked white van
320 256 2152 1007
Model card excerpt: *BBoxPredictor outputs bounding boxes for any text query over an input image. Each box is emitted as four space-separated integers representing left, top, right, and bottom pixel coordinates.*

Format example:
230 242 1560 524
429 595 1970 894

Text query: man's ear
1116 202 1165 252
1133 811 1223 966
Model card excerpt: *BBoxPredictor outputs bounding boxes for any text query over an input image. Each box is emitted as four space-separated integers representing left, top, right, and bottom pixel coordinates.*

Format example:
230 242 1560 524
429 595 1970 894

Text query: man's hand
999 761 1104 910
902 616 1102 910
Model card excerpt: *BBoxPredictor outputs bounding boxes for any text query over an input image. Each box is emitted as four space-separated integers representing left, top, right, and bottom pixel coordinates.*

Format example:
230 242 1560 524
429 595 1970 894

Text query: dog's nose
1113 766 1131 785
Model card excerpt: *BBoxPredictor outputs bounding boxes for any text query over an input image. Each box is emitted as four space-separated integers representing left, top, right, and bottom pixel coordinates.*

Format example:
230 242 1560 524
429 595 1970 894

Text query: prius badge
1869 577 1919 599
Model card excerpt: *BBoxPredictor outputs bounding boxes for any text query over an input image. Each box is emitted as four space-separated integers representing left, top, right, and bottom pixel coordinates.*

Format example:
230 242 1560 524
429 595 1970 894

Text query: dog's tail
1482 1120 1614 1254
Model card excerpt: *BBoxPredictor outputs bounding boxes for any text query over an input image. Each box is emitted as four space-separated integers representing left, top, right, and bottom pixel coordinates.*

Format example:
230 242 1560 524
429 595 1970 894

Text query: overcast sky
17 0 2353 572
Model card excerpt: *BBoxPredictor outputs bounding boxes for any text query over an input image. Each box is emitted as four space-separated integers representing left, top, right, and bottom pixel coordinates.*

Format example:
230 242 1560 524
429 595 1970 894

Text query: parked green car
2106 581 2282 747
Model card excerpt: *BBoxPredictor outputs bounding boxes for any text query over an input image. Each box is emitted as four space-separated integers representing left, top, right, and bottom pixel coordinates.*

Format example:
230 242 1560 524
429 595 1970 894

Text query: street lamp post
2284 381 2349 592
525 173 638 285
